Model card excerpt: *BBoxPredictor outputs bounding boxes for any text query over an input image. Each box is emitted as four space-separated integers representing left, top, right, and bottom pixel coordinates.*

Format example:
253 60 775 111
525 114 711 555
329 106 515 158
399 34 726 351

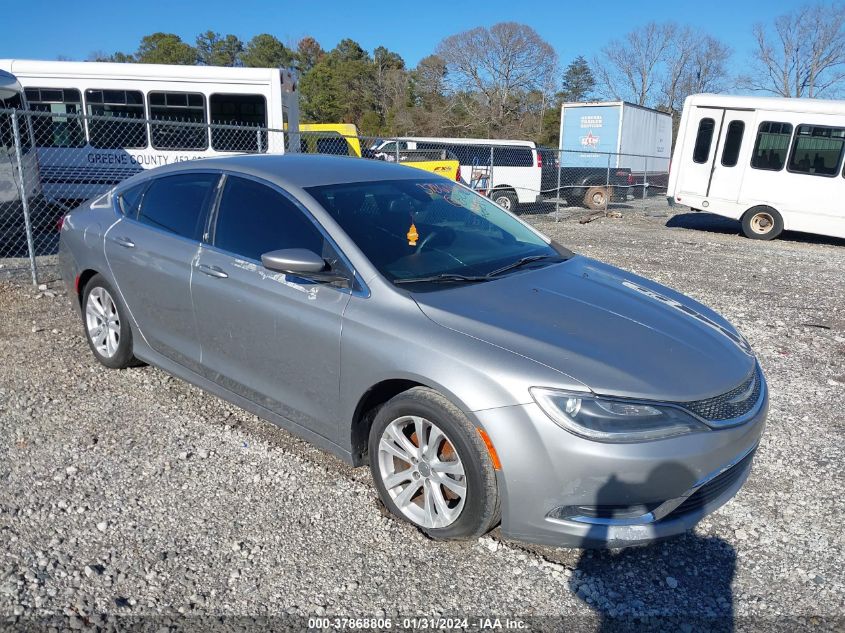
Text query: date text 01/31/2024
307 617 529 630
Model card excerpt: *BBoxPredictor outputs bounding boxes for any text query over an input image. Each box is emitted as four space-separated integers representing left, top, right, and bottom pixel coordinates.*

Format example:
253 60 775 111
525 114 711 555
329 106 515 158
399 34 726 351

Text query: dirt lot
1 205 843 631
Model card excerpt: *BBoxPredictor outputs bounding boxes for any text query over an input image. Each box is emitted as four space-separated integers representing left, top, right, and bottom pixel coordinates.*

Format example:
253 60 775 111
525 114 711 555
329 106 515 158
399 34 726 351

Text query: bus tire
741 206 783 240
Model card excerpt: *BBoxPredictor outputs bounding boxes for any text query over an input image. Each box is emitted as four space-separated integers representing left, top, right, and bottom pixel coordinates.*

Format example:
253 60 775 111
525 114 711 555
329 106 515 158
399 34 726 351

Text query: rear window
692 118 715 164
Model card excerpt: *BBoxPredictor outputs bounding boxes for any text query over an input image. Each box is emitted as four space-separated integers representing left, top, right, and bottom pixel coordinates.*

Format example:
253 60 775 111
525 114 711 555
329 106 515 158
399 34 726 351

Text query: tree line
82 2 845 144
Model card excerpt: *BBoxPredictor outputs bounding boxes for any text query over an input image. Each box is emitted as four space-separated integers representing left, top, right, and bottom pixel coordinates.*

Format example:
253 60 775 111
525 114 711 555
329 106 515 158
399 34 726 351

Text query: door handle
112 236 135 248
197 264 228 279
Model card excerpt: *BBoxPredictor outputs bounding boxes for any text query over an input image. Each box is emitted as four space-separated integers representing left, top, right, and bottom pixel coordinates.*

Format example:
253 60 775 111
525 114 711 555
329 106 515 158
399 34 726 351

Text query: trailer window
751 121 792 171
692 118 715 164
721 120 745 167
24 88 86 148
786 125 845 177
85 89 147 149
149 92 208 151
209 94 267 153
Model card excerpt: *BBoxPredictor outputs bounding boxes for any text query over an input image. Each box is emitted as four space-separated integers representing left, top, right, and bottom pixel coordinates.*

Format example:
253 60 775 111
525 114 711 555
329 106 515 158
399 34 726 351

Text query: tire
81 274 138 369
741 206 783 240
368 387 500 540
491 190 519 212
583 186 611 210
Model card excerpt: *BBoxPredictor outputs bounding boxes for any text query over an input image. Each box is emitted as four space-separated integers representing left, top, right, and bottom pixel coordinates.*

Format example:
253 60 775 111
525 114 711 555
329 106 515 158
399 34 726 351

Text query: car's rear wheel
82 274 137 369
491 190 518 212
741 206 783 240
368 387 500 540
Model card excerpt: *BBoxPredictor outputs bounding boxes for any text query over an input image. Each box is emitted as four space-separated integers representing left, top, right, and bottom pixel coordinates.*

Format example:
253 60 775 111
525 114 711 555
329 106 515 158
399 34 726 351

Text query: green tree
295 37 324 74
561 56 595 102
196 31 244 66
241 34 293 68
135 33 197 65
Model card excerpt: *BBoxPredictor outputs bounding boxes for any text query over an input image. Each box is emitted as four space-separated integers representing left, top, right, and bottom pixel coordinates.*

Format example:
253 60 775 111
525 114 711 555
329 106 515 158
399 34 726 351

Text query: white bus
668 94 845 240
369 136 542 211
1 69 40 204
0 59 299 202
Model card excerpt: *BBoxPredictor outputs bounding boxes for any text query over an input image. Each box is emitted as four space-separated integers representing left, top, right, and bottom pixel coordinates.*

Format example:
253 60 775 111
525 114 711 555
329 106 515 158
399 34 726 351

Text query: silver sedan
59 154 767 548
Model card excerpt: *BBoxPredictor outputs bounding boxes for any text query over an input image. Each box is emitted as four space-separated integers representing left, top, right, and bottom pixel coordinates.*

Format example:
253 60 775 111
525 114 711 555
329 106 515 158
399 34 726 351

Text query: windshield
306 178 568 284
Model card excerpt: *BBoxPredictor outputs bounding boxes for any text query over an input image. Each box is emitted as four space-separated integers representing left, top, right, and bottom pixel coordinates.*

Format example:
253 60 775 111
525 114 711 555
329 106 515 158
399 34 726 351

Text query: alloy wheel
377 415 467 529
85 287 121 358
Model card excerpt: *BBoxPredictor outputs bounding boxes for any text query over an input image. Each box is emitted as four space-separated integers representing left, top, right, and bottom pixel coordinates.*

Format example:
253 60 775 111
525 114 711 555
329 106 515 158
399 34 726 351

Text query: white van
370 136 542 211
0 59 299 202
668 94 845 240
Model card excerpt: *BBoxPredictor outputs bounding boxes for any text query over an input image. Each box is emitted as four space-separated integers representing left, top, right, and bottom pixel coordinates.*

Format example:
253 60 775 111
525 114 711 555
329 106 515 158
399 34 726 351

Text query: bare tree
662 31 732 115
436 22 558 136
593 22 675 106
740 3 845 97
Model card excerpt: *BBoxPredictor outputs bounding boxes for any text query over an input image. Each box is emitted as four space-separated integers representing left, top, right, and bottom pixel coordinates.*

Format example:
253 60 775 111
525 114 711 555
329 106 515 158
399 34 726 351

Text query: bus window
787 125 845 177
85 89 147 149
149 91 208 151
720 120 745 167
24 87 86 148
750 121 792 171
209 94 267 153
692 118 715 164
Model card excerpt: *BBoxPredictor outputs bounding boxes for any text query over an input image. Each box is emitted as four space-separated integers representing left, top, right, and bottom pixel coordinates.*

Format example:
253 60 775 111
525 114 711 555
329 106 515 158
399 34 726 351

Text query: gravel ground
1 204 843 631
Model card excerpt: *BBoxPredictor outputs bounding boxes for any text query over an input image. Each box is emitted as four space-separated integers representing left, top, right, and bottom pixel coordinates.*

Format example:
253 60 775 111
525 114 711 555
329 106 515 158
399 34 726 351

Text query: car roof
131 154 431 189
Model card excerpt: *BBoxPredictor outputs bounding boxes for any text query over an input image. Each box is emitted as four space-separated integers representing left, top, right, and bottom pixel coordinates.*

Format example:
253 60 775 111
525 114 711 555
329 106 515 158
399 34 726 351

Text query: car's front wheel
82 274 138 369
368 387 500 540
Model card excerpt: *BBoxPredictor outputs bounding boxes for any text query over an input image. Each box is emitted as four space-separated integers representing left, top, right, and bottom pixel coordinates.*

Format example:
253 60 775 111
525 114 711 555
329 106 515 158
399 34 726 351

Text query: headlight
530 387 709 442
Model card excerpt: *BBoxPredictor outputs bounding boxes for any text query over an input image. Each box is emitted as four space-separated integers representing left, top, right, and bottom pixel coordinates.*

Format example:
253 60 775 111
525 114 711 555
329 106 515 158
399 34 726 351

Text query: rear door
104 172 220 371
675 107 724 197
707 110 756 202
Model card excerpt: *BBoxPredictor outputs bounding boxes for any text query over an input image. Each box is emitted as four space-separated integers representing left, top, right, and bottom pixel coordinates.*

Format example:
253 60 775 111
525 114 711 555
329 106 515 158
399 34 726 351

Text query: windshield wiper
485 254 563 278
393 273 490 285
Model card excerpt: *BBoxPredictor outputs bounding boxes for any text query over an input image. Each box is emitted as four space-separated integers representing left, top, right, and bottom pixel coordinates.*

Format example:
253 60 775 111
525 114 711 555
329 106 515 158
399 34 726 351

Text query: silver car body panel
58 154 769 548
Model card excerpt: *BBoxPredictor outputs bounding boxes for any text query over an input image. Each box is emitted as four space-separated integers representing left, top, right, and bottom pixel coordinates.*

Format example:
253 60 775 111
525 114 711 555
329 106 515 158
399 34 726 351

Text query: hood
413 256 756 402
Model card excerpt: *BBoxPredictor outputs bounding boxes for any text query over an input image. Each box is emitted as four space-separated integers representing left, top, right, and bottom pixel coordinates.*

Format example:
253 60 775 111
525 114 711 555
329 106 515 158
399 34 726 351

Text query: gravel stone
0 202 843 625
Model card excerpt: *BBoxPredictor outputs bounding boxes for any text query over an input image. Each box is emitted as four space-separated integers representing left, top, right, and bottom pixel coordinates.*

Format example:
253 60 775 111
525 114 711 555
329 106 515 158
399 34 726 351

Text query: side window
85 89 147 149
721 120 745 167
750 121 793 171
24 87 86 148
209 94 267 152
316 134 350 156
787 124 845 177
136 173 219 240
494 146 533 167
213 177 325 262
692 118 715 164
149 92 208 150
118 182 147 217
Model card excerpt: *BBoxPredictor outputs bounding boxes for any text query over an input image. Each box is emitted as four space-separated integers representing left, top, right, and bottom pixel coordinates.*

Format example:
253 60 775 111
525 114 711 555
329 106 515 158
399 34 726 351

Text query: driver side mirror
261 248 350 287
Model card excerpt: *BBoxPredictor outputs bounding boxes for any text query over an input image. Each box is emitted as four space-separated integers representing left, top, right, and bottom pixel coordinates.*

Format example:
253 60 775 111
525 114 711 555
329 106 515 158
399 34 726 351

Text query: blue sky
2 0 800 76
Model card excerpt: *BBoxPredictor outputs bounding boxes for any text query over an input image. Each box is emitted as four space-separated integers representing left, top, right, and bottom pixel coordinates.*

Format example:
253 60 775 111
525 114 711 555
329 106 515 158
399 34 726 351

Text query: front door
191 175 350 441
104 172 219 372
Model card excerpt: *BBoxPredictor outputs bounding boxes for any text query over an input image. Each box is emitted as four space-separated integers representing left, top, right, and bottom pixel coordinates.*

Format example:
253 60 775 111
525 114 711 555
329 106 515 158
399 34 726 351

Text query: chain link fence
1 108 670 285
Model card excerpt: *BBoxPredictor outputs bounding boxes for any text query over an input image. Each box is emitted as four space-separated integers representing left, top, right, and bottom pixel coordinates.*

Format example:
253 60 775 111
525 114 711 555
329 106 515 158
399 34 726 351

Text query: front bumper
478 385 767 548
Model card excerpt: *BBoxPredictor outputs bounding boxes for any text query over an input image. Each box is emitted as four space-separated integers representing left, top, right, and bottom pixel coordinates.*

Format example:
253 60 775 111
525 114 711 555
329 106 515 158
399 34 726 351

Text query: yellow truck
295 123 460 181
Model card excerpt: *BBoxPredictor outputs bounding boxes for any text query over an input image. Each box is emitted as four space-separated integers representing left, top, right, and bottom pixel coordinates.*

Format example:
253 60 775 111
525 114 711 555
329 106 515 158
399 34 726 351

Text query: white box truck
545 101 672 205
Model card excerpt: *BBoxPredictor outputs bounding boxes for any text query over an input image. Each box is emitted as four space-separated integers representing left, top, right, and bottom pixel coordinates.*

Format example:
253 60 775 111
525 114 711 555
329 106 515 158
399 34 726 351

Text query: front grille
681 366 762 422
666 450 756 519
